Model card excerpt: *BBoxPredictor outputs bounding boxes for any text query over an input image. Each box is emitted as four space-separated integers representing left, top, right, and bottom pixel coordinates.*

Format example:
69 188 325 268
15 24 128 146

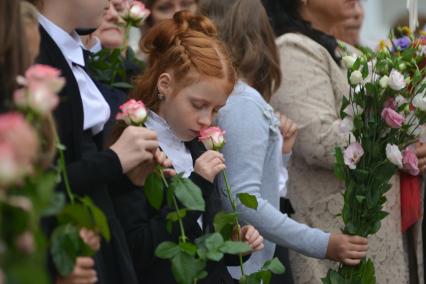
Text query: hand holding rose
279 114 298 154
326 233 368 266
56 257 97 284
232 225 264 253
194 150 226 183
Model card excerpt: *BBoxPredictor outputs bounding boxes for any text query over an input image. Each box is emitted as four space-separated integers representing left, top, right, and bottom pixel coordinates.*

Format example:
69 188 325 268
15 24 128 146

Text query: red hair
130 11 236 112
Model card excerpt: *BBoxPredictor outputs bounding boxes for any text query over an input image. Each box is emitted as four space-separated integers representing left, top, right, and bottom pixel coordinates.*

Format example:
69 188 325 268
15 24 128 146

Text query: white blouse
38 14 110 135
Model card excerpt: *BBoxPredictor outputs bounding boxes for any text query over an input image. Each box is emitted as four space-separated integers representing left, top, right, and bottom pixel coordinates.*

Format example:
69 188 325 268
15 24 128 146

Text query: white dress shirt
145 111 203 228
38 14 110 134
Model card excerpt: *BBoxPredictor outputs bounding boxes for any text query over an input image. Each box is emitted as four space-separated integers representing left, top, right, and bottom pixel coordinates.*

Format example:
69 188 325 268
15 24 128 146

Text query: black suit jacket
111 140 240 284
37 25 138 284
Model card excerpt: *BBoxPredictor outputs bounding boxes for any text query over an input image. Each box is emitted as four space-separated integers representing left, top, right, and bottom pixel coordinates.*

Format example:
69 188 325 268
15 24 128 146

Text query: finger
136 127 158 140
250 236 263 249
75 257 95 268
244 226 255 241
350 243 368 252
286 124 298 137
73 265 97 279
204 151 225 163
142 140 160 152
74 276 98 284
348 236 368 245
214 164 226 173
253 242 264 251
163 168 177 177
342 258 361 266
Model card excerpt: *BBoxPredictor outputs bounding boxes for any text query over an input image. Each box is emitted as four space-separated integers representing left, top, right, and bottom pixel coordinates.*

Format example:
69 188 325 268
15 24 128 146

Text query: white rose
388 69 406 91
350 70 363 85
379 76 389 89
386 144 403 168
339 117 354 133
394 95 407 107
405 112 420 135
342 55 357 69
412 92 426 111
343 104 363 117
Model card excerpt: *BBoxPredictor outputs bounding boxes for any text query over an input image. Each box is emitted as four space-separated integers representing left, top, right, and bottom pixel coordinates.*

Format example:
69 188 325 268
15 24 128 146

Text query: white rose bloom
386 144 403 168
405 112 420 135
379 76 389 89
388 69 406 91
343 104 363 117
342 55 357 69
412 92 426 111
350 70 363 85
394 95 407 107
339 117 354 133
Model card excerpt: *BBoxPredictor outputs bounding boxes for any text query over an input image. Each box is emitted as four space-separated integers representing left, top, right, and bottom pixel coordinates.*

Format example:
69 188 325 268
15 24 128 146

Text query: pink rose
0 113 39 185
0 143 21 187
381 107 404 128
121 1 151 26
343 142 364 169
15 231 35 254
21 64 65 93
116 99 148 125
14 87 59 115
15 64 64 115
402 148 419 176
199 127 226 151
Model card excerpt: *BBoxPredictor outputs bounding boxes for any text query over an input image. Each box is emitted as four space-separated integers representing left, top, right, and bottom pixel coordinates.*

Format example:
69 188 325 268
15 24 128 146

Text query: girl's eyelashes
191 101 204 110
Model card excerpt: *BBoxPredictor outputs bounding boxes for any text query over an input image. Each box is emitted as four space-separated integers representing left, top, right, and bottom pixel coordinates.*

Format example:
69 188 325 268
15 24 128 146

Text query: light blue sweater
216 81 330 278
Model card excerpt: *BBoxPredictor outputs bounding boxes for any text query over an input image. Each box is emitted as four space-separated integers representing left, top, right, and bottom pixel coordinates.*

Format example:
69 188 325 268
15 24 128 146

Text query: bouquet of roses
322 29 426 284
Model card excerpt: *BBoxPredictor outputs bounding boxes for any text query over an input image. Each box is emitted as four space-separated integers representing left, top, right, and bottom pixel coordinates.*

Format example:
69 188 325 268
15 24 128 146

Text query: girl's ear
157 72 173 98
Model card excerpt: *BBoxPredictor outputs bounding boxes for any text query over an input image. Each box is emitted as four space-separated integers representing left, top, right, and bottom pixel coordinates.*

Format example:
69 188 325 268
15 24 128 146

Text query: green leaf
171 176 205 211
204 232 224 251
171 251 205 284
213 211 238 234
155 241 180 259
355 195 366 203
237 193 258 210
144 173 164 210
261 257 286 274
219 241 251 255
57 203 94 228
179 242 197 256
42 192 66 216
80 197 111 241
111 82 132 89
166 209 186 222
50 224 94 277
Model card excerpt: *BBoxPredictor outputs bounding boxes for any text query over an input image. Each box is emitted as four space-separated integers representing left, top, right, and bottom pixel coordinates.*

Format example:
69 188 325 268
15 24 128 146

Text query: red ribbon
400 172 422 232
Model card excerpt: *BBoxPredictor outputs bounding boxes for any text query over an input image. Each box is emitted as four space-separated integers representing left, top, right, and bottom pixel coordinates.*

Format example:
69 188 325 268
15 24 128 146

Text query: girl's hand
326 233 368 266
233 225 264 253
56 257 97 284
194 150 226 182
279 114 298 154
110 126 159 173
127 149 176 186
79 228 100 252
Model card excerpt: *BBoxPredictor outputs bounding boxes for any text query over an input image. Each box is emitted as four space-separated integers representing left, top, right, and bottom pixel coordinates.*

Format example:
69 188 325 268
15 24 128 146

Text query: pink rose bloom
0 113 39 184
15 231 35 254
14 87 59 115
21 64 65 93
0 143 21 187
116 99 148 125
199 127 226 151
343 142 364 169
14 64 64 115
381 107 404 128
121 1 151 26
383 97 397 110
402 148 420 176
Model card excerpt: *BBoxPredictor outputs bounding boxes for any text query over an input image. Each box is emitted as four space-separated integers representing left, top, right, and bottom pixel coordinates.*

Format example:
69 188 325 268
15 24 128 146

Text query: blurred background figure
331 0 364 46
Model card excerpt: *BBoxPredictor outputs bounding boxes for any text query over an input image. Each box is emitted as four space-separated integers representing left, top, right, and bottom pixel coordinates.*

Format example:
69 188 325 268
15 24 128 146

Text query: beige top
270 33 422 284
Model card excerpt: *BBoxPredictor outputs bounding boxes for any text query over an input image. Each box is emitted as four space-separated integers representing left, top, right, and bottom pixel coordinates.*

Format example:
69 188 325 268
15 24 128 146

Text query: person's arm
64 149 123 196
217 96 330 259
271 35 350 169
